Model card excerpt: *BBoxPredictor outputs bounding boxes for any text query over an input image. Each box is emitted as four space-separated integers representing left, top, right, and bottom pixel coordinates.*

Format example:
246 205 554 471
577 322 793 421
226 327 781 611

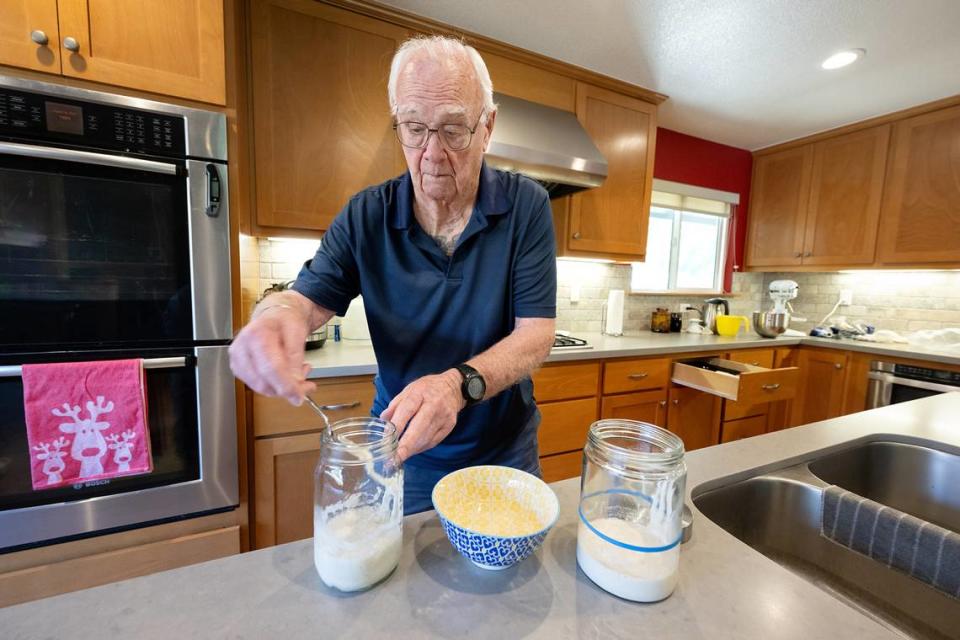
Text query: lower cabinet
721 414 768 443
600 389 667 426
792 348 850 425
666 385 723 451
533 361 601 483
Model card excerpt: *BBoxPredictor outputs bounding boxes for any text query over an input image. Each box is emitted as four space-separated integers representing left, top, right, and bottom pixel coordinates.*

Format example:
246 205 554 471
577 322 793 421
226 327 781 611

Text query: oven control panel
0 87 185 157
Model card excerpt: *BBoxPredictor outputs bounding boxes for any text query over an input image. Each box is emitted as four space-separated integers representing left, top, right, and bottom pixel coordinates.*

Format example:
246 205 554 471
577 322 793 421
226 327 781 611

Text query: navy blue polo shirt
291 162 557 470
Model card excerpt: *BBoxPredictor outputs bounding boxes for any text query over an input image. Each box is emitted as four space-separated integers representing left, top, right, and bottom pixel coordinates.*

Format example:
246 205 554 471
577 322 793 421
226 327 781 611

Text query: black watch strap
455 363 485 406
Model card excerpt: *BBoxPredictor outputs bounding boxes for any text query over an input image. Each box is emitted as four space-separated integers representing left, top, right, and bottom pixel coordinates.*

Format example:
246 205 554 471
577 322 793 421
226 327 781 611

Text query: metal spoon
303 395 331 434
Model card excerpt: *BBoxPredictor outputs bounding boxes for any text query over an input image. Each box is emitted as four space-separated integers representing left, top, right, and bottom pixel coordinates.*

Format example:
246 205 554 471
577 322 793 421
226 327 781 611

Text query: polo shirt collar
390 161 511 230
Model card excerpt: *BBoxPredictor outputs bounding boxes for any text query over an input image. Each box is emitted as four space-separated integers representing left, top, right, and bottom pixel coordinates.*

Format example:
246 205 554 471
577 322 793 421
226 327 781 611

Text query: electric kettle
688 297 730 335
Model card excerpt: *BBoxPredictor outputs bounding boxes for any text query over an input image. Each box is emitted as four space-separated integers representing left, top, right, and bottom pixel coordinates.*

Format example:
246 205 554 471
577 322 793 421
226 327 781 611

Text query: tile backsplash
239 236 960 336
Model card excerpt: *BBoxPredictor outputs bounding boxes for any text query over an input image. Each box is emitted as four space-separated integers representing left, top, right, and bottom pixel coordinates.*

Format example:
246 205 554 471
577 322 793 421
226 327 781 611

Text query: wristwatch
455 363 486 407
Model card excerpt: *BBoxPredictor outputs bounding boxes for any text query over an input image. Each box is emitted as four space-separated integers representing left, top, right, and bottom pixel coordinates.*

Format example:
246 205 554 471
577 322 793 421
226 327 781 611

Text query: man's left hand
380 370 465 462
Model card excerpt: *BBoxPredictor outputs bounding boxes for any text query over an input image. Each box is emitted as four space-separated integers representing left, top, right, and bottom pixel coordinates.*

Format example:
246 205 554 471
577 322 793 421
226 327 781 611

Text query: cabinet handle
834 363 843 370
750 362 760 366
659 400 667 407
572 231 581 240
627 373 649 380
672 399 679 405
794 252 803 258
315 401 361 411
761 383 781 391
804 251 813 258
63 36 80 53
31 30 49 46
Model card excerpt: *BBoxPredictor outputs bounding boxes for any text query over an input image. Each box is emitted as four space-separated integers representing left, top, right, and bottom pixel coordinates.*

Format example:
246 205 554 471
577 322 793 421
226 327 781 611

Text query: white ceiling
378 0 960 150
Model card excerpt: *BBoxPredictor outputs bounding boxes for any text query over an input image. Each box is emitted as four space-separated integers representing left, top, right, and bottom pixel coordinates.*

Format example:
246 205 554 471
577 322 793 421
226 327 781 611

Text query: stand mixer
753 279 800 338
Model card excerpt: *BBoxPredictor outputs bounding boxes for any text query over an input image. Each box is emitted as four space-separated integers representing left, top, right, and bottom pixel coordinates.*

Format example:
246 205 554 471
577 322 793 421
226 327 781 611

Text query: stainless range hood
485 92 607 198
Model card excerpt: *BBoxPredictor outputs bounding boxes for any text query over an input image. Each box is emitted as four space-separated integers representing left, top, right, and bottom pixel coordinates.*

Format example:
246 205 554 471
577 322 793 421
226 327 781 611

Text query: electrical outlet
570 284 580 303
839 289 853 306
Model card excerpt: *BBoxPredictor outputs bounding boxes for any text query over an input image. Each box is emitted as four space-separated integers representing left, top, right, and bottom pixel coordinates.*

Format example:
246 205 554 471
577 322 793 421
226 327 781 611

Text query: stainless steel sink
809 441 960 532
693 439 960 640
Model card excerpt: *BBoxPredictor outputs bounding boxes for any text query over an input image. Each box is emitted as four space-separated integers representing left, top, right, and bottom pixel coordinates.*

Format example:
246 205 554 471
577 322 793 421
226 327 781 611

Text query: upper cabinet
248 0 407 234
0 0 226 105
0 0 61 73
746 124 890 269
876 105 960 266
566 82 657 258
745 145 813 268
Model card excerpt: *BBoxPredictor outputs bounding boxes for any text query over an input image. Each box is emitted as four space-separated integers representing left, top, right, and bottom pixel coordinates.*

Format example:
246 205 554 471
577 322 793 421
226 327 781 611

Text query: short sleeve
512 195 557 318
290 202 360 316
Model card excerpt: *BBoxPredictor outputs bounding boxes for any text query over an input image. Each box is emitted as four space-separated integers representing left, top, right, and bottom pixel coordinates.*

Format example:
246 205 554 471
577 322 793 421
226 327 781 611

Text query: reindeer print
52 396 114 479
33 436 71 485
106 430 137 473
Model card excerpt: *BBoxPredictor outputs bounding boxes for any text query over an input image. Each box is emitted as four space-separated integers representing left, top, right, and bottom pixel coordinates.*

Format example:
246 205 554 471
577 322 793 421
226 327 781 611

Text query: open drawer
671 358 799 403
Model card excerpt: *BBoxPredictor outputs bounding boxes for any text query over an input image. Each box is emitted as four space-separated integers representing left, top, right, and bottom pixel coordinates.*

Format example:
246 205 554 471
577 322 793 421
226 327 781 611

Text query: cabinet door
250 0 407 233
802 125 890 266
538 397 598 456
569 82 656 257
253 431 321 548
745 145 813 268
721 415 767 443
55 0 226 104
540 451 581 483
876 105 960 265
600 390 667 426
0 0 60 73
480 49 575 112
666 385 721 451
792 349 849 425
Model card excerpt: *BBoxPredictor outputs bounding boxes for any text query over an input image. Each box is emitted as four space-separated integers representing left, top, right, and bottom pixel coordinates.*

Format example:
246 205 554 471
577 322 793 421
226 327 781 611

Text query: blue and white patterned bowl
432 465 560 570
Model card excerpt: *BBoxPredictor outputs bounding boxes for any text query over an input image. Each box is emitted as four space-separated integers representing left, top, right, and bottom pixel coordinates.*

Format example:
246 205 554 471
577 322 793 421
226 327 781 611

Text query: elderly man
229 36 557 514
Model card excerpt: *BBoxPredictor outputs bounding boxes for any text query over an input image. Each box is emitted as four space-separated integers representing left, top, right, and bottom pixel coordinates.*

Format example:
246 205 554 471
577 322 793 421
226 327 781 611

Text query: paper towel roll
604 289 624 336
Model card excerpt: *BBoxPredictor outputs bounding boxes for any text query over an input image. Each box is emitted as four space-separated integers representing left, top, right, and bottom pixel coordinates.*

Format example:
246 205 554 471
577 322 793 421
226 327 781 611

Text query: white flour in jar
576 517 679 602
314 504 402 592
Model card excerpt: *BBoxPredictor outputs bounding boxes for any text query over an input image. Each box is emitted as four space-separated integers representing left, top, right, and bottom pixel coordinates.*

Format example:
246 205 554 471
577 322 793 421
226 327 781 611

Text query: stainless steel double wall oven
0 76 237 552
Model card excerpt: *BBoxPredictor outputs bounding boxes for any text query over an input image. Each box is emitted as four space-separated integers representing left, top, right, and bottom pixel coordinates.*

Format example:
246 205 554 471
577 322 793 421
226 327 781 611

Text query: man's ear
481 109 497 152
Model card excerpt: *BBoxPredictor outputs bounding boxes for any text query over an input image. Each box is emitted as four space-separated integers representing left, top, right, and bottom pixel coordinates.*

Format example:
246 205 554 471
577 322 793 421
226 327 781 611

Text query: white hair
387 35 496 120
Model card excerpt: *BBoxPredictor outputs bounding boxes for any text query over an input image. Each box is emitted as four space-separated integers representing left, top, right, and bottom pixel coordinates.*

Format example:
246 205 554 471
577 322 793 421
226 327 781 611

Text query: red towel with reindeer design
22 359 152 490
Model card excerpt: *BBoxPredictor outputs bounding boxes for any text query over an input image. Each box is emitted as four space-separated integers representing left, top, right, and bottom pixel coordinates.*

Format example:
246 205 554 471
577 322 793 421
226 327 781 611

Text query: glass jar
650 307 671 333
576 419 686 602
313 417 403 592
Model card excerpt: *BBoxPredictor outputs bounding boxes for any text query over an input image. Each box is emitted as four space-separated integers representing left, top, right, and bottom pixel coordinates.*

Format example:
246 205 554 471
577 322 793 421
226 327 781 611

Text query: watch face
466 376 485 399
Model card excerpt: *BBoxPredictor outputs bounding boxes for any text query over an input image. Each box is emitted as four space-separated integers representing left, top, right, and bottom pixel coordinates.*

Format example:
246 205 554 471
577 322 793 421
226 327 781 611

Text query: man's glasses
393 111 485 151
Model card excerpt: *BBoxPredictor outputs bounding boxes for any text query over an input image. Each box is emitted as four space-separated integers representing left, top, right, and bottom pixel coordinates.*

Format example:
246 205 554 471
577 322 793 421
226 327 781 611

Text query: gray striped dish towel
821 486 960 599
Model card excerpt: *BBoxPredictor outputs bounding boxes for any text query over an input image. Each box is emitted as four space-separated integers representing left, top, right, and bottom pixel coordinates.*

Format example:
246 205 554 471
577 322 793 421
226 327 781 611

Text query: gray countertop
5 394 959 639
307 332 960 378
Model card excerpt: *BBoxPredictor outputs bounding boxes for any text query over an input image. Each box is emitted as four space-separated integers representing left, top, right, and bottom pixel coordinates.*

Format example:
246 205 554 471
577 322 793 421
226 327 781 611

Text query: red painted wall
652 128 753 292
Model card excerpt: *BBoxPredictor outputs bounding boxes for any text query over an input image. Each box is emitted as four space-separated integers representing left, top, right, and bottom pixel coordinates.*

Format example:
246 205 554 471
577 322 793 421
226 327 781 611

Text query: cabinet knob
794 252 803 258
572 231 581 240
659 400 667 407
834 363 843 370
30 30 49 46
672 399 679 405
804 251 813 258
63 36 80 53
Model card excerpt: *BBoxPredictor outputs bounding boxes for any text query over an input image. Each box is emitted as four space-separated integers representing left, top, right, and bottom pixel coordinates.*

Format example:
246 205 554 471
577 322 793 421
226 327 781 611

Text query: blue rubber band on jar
578 489 682 553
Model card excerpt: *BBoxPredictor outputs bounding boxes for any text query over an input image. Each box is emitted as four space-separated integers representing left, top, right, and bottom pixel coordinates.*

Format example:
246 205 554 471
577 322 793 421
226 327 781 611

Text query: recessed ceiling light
821 49 865 70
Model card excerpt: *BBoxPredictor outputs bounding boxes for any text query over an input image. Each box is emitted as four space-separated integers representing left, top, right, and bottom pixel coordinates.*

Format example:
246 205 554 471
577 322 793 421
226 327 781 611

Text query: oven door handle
0 141 180 175
0 357 188 378
867 371 960 394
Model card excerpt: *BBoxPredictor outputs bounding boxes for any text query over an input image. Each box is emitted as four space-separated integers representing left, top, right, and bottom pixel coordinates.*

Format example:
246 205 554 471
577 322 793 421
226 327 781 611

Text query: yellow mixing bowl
716 314 749 337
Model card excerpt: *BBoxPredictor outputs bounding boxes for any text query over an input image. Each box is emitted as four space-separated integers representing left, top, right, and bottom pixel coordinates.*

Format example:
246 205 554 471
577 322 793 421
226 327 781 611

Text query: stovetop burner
553 334 591 349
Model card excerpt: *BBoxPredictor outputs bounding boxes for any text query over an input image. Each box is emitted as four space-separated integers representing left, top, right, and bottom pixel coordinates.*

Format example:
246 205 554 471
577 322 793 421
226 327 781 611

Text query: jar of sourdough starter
577 419 686 602
314 417 403 591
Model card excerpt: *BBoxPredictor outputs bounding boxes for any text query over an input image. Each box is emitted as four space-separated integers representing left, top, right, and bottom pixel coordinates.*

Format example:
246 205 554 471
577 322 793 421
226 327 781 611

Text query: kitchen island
4 394 958 639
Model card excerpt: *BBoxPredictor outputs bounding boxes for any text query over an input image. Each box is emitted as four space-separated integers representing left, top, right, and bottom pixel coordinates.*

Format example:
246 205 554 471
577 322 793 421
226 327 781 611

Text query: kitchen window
631 181 737 293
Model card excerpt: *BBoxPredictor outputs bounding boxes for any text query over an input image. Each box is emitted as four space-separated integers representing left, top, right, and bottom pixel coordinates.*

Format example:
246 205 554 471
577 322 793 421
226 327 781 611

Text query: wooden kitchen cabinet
746 145 812 268
566 82 657 258
532 361 599 481
249 0 407 234
666 385 721 451
481 49 575 112
600 390 667 426
0 0 61 73
0 0 226 104
253 430 321 548
723 348 775 421
252 375 375 437
876 105 960 266
802 125 890 266
792 348 849 425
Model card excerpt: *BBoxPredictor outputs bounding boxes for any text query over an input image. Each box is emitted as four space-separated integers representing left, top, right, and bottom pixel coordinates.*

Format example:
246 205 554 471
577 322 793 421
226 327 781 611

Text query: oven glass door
889 383 943 405
0 348 200 514
0 149 192 352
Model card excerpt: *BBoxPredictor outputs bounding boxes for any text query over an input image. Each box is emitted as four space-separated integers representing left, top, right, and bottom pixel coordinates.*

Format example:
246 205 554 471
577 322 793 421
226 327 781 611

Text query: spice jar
314 417 403 591
577 419 686 602
650 307 671 333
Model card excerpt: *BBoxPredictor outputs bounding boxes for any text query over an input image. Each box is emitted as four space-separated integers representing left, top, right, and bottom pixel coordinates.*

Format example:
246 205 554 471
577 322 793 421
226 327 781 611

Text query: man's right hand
229 303 316 405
